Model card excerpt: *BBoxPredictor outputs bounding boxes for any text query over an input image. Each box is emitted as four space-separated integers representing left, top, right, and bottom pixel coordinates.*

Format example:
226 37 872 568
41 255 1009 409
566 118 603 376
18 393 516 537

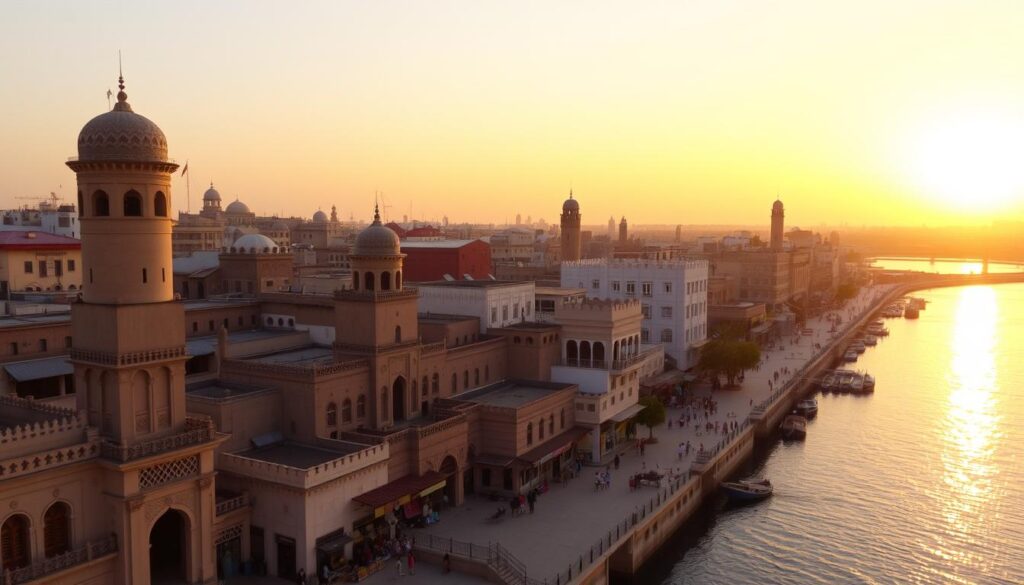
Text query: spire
373 203 381 224
569 188 573 199
113 52 132 112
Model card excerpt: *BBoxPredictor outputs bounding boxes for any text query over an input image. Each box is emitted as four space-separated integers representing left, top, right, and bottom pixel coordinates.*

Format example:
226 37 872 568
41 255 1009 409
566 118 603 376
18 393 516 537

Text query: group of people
509 488 541 515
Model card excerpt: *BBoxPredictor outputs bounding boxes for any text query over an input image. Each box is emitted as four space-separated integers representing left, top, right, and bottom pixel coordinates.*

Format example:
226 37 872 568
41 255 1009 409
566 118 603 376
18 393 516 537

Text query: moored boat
820 372 837 392
843 349 858 362
796 398 818 417
851 341 866 354
863 335 878 346
781 414 808 439
721 479 773 502
904 307 920 319
863 374 875 391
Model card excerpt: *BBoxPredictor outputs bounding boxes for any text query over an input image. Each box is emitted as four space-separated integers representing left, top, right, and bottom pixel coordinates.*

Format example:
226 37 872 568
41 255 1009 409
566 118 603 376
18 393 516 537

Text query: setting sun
906 111 1024 211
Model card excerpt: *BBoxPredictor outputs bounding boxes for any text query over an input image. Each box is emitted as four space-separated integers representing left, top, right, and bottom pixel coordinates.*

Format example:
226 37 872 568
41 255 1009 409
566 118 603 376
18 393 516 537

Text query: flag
106 89 112 99
181 161 189 176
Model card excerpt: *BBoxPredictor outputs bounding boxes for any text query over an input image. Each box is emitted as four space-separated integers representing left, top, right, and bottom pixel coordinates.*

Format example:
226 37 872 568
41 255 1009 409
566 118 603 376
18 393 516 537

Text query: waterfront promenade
411 284 898 583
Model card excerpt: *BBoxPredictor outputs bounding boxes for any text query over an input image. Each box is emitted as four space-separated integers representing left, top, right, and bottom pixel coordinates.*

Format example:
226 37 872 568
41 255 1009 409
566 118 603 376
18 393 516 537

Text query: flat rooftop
183 299 259 311
187 328 304 356
186 381 274 400
0 313 71 329
535 286 586 296
456 380 573 409
235 442 362 469
417 279 530 289
245 345 334 366
418 313 480 324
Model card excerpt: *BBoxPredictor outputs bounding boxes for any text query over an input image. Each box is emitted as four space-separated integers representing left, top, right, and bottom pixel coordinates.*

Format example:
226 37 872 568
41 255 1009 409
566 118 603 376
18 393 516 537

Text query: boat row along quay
407 271 1024 585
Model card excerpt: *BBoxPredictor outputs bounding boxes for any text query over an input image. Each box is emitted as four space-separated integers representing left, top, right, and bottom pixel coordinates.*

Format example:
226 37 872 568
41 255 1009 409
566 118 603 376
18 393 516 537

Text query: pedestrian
297 568 307 585
613 454 620 470
396 556 404 577
443 553 451 574
639 441 645 457
528 490 536 513
407 551 416 575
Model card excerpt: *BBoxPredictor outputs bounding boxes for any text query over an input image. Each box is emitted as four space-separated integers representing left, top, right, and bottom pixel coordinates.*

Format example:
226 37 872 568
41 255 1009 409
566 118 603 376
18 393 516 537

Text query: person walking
613 454 620 470
395 556 405 577
443 553 451 574
527 490 536 513
407 551 416 575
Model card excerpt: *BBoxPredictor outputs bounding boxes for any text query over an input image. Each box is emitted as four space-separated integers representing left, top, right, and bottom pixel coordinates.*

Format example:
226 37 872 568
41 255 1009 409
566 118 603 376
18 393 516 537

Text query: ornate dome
203 183 221 201
354 206 401 256
312 210 328 223
562 190 579 212
226 199 250 214
77 78 168 163
773 199 784 212
232 233 278 253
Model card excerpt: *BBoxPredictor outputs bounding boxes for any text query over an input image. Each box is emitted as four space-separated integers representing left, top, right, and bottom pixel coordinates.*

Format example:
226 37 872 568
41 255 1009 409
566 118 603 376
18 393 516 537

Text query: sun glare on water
907 112 1024 212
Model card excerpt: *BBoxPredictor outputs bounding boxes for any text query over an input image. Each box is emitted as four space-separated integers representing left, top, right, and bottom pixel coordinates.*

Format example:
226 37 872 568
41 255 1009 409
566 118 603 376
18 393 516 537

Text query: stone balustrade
219 443 388 490
0 534 117 585
0 436 100 481
215 492 250 516
70 345 187 366
100 416 215 462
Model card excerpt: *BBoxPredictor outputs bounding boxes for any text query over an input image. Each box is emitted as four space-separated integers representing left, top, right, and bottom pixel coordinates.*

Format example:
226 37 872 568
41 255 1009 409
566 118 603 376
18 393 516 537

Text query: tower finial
373 202 381 223
114 50 129 108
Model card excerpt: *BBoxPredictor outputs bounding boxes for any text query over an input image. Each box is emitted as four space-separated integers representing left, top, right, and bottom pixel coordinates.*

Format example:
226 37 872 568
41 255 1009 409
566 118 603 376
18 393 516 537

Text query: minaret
675 225 682 242
771 198 785 250
560 190 582 262
607 216 615 239
67 71 218 584
619 216 628 245
330 204 338 222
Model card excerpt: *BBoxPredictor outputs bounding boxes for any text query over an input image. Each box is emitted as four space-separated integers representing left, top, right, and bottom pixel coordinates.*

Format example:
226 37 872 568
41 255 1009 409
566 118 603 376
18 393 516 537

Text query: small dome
226 199 250 214
233 233 278 253
773 199 784 211
313 210 328 223
562 191 579 212
76 81 168 163
354 207 401 256
203 184 221 201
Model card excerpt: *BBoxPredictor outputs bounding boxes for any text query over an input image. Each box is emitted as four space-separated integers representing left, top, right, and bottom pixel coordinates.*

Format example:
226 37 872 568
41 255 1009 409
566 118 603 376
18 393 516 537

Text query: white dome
226 199 250 214
232 233 278 253
313 210 328 223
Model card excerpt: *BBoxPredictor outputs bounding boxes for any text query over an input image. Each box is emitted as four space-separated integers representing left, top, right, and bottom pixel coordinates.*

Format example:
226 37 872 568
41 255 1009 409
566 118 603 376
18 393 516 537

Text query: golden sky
2 1 1023 227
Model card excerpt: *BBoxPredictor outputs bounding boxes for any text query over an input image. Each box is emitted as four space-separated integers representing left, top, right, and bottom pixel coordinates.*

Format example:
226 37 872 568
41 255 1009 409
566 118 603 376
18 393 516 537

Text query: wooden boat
904 307 920 319
843 349 858 363
863 335 878 346
863 374 875 391
819 372 837 392
721 479 773 502
780 414 807 439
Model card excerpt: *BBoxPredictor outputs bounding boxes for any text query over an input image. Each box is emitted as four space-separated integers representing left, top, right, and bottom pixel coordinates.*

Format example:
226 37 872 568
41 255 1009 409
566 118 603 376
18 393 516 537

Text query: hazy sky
3 1 1024 227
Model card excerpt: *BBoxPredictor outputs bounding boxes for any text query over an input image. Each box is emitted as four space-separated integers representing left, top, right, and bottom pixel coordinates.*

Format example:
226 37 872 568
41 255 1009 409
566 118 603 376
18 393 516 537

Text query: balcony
0 534 117 585
561 347 659 372
215 492 250 516
100 416 215 462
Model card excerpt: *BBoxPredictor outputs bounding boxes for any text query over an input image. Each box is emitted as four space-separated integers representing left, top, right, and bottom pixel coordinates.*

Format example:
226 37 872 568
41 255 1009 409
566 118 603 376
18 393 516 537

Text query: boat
863 335 878 346
819 372 837 392
863 374 875 391
796 398 818 417
850 341 866 354
781 414 808 439
836 371 857 392
904 307 920 319
843 349 858 363
721 479 773 502
849 375 865 393
908 297 927 310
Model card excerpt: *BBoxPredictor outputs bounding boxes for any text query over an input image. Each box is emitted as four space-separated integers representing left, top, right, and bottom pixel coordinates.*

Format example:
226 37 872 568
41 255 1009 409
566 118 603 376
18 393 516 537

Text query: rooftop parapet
219 440 388 490
555 297 641 321
561 257 709 271
0 395 88 459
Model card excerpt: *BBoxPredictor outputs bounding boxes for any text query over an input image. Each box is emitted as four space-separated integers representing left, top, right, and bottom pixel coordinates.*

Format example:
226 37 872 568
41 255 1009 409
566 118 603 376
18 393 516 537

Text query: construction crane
377 191 393 223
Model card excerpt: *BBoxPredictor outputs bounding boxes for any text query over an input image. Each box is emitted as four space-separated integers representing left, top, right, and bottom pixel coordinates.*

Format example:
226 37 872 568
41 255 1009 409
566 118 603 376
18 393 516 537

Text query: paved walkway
224 561 484 585
411 284 897 583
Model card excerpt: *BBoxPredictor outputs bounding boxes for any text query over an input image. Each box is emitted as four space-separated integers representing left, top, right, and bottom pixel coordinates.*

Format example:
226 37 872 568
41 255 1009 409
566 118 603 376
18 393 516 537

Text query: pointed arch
93 190 110 217
43 502 71 557
123 189 143 217
154 191 168 217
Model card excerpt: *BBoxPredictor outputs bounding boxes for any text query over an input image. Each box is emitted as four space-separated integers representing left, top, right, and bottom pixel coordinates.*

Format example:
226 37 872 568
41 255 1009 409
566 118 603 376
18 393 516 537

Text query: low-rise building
0 231 82 296
417 280 536 333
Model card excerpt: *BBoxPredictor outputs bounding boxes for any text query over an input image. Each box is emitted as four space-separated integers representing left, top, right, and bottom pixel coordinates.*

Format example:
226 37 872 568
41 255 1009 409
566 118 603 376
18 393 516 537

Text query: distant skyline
2 1 1024 226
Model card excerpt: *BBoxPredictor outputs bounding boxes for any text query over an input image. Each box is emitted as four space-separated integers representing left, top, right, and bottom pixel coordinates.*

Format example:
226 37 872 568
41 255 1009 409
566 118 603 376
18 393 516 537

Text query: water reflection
936 286 999 572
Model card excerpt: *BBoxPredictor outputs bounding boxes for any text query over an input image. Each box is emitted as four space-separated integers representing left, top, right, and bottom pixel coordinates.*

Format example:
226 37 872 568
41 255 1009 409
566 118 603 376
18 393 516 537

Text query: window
664 282 672 293
39 339 47 352
474 369 480 385
560 408 565 429
641 328 650 343
451 373 458 392
54 260 63 276
1 514 31 570
526 423 533 446
611 280 621 292
661 329 673 342
342 399 352 423
463 370 469 389
43 502 71 558
502 306 509 321
591 279 600 290
64 336 72 348
326 402 337 426
123 190 143 216
491 307 498 323
142 268 147 283
356 396 366 418
661 306 672 318
39 261 47 277
432 373 440 394
642 304 651 319
642 281 653 297
68 259 75 272
625 281 636 296
154 192 168 217
538 418 545 440
23 261 32 274
93 190 110 216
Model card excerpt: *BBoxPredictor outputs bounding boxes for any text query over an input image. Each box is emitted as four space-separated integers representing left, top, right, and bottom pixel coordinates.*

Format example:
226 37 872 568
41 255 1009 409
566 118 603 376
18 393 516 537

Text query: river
645 283 1024 585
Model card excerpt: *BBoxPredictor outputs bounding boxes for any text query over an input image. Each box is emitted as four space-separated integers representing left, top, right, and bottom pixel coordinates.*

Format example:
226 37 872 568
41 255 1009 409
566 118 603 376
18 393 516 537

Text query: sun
906 111 1024 211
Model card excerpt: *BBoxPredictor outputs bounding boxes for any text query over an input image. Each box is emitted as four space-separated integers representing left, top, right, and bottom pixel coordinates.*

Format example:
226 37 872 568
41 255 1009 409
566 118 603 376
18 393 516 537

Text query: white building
416 280 536 333
2 201 79 239
560 258 709 369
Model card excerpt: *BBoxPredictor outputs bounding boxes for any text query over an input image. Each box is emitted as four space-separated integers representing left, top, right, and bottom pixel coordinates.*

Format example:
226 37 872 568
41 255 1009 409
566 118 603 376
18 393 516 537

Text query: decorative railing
0 534 117 585
220 358 369 380
416 414 467 440
416 535 544 585
70 345 187 366
215 493 250 516
0 437 101 481
334 288 418 301
100 416 215 462
560 346 660 372
421 341 446 354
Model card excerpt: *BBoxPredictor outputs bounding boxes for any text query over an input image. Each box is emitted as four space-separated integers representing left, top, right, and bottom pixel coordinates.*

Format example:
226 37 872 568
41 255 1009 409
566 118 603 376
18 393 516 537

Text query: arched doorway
392 377 406 422
440 455 459 505
150 509 188 584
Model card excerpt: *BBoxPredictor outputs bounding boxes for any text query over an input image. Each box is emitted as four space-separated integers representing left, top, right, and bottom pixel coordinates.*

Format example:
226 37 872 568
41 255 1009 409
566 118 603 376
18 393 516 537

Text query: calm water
870 258 1024 275
656 284 1024 585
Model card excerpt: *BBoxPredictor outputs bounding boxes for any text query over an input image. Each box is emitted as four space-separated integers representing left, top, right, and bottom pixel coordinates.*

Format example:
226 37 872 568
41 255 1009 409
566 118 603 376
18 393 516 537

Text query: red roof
0 231 81 250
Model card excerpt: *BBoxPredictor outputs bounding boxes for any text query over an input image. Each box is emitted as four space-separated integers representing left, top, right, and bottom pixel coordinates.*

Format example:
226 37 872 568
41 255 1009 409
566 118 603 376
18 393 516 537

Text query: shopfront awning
610 403 646 423
4 356 73 382
517 427 590 466
315 530 353 556
352 471 447 517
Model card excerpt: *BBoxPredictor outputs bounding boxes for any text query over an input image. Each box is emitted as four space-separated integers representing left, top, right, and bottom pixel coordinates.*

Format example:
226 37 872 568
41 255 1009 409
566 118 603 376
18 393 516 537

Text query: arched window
154 191 168 217
395 271 402 289
1 514 31 571
364 272 374 291
566 340 578 362
549 414 554 436
395 326 402 343
539 417 545 440
580 341 591 364
43 502 71 558
451 373 457 393
356 395 366 418
526 422 533 446
123 190 143 217
594 342 605 365
326 402 337 426
93 190 110 217
526 337 534 345
381 271 391 291
352 271 360 291
474 368 480 386
432 373 440 394
342 399 352 423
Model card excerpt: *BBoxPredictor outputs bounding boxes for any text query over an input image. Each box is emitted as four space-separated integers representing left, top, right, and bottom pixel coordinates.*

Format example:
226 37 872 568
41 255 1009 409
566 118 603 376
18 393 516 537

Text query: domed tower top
313 210 328 223
349 204 405 295
76 75 168 163
770 197 785 250
203 182 222 210
562 190 580 214
353 204 402 257
773 199 784 213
